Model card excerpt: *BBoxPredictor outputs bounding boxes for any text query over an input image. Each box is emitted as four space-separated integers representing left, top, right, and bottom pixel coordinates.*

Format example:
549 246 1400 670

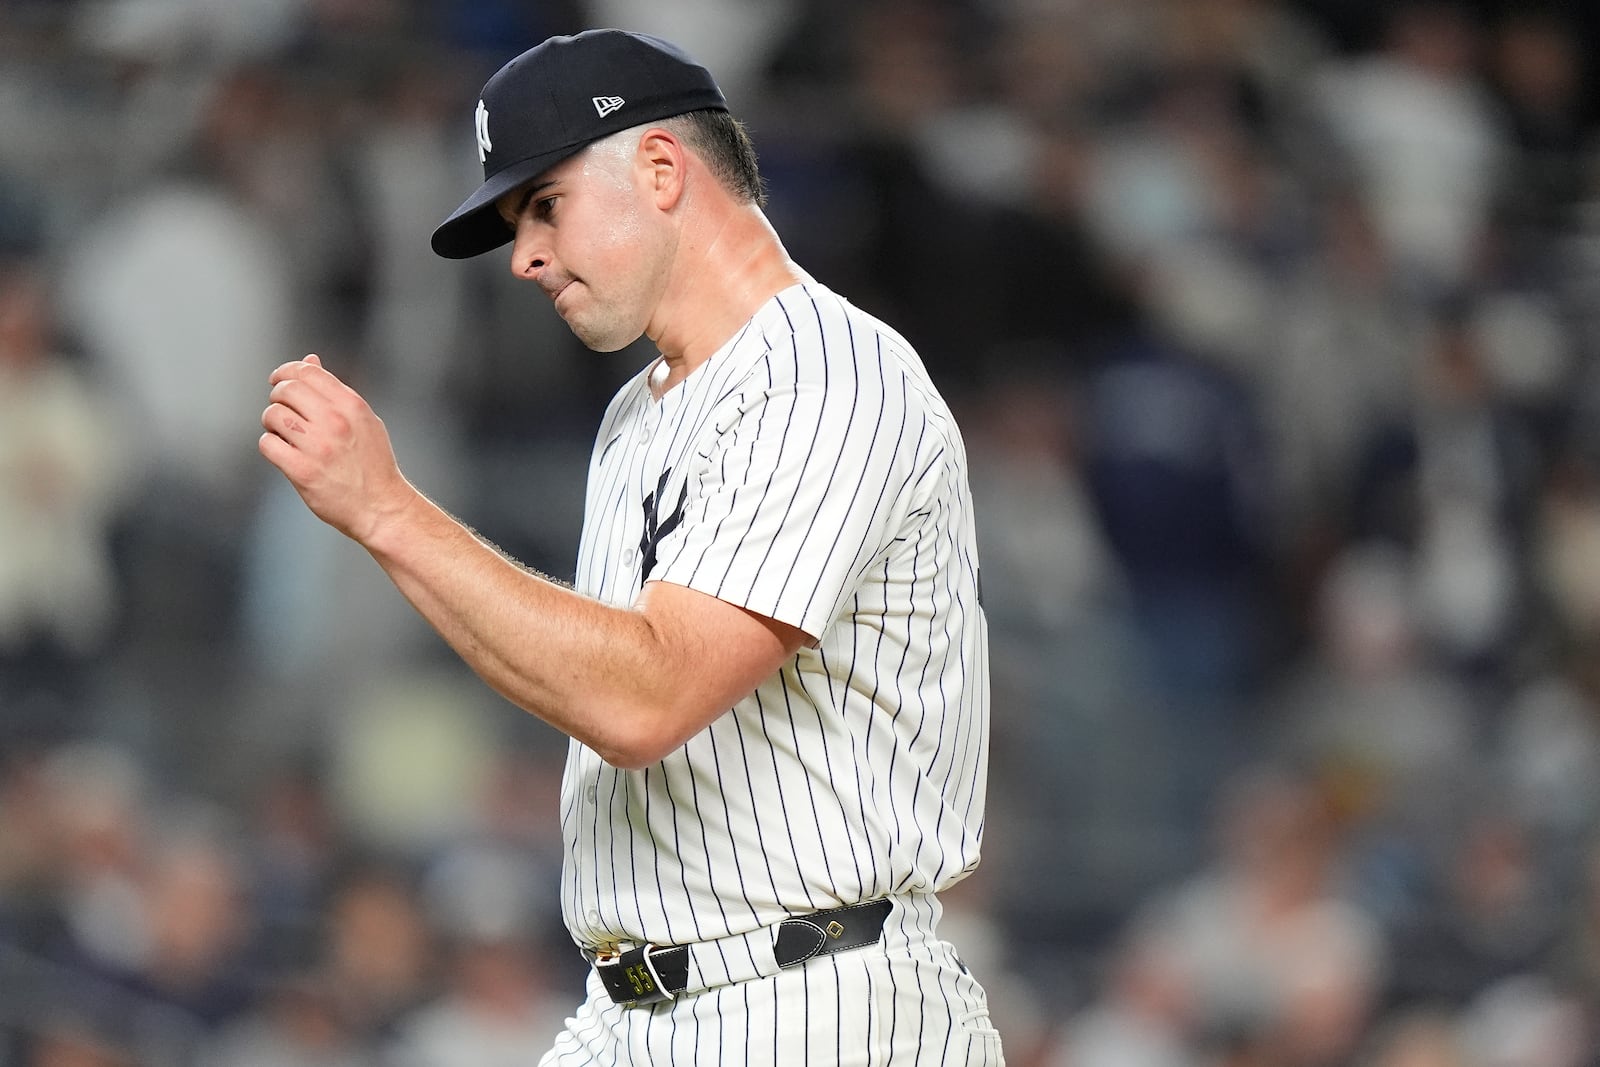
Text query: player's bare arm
259 355 807 769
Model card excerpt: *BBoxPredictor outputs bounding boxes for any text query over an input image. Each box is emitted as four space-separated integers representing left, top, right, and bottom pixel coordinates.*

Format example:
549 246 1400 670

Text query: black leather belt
593 898 893 1007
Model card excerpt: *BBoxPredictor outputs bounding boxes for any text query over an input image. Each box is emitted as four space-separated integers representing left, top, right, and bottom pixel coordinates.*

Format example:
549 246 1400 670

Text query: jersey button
622 547 638 567
586 783 598 803
585 908 601 926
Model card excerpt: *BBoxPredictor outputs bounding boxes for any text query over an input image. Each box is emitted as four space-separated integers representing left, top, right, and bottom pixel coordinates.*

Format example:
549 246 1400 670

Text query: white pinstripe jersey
561 280 990 955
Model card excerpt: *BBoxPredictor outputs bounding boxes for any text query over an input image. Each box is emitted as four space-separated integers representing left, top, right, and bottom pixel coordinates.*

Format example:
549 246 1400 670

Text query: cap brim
430 144 580 260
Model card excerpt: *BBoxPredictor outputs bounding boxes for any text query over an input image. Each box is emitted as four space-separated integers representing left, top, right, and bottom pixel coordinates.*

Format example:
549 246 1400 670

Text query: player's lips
547 279 575 308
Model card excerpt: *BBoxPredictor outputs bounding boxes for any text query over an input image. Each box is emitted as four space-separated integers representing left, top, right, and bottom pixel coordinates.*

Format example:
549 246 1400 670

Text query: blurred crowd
3 0 1600 1063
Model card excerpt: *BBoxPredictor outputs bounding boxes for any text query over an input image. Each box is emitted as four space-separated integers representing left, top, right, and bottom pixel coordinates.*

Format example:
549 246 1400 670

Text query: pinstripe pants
539 922 1004 1065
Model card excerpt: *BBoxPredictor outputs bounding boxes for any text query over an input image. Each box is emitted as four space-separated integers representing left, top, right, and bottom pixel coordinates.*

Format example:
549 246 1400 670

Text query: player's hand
259 354 412 544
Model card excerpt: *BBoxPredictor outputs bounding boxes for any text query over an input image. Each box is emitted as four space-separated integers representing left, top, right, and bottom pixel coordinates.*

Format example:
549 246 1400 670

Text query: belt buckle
595 944 675 1007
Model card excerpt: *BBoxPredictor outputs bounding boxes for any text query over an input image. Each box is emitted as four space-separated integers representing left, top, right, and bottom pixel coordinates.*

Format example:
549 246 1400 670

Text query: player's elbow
587 699 707 770
596 743 669 772
592 735 681 771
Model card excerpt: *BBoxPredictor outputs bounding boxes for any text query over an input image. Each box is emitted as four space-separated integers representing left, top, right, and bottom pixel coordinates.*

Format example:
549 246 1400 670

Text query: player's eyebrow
499 179 559 226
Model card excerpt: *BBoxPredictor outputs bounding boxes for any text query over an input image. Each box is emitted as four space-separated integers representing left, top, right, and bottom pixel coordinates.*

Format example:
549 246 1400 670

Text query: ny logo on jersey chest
639 467 688 581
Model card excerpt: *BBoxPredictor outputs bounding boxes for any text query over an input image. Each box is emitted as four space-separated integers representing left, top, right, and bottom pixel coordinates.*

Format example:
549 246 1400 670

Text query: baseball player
259 28 1001 1066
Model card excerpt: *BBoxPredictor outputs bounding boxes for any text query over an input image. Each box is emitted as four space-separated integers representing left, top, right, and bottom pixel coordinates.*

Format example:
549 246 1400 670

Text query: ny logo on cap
592 96 626 118
475 99 492 163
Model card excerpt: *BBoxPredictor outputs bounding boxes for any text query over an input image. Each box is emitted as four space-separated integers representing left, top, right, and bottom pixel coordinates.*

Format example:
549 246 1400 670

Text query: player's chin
567 314 642 353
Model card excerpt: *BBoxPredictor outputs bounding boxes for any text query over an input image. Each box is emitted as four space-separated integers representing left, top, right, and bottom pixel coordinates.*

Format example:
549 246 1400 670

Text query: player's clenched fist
258 354 411 544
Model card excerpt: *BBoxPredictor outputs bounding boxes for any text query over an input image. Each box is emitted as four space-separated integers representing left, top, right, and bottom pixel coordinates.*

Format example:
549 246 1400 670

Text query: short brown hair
665 109 767 206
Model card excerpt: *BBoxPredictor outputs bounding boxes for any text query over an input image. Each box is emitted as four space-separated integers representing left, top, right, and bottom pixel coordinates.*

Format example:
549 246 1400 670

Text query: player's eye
535 197 557 220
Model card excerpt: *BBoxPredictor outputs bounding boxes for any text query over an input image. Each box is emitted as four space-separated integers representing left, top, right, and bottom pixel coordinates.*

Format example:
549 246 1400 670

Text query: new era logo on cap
430 29 729 260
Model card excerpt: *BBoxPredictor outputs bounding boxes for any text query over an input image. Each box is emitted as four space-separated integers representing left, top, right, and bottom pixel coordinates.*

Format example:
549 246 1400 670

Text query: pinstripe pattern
547 282 998 1064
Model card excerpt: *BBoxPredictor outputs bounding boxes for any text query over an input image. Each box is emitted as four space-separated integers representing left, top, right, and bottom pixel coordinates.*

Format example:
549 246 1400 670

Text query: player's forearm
359 490 699 766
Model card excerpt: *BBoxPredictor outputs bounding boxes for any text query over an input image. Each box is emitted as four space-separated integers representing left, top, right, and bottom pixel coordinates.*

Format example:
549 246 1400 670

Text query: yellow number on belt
626 964 655 996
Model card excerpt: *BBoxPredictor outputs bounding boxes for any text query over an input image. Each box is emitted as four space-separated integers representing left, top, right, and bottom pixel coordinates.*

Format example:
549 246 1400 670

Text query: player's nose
509 227 551 282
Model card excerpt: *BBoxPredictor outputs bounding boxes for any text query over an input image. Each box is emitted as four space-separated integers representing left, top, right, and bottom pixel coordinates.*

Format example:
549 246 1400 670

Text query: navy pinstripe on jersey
560 280 989 958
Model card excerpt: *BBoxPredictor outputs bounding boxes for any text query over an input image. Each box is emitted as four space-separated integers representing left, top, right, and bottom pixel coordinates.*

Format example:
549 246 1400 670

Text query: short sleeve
649 337 925 639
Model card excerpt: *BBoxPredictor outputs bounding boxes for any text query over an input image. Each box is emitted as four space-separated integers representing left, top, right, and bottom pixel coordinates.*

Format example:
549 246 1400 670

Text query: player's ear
637 128 687 210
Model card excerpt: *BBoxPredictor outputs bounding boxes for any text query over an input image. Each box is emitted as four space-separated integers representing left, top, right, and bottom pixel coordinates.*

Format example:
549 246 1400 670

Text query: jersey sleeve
648 336 924 640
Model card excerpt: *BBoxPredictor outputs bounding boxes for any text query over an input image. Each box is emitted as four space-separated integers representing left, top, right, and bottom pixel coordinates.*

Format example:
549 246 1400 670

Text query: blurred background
3 0 1600 1063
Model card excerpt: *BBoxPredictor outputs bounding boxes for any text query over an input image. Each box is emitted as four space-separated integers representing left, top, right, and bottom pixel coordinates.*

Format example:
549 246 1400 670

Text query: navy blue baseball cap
430 29 728 260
